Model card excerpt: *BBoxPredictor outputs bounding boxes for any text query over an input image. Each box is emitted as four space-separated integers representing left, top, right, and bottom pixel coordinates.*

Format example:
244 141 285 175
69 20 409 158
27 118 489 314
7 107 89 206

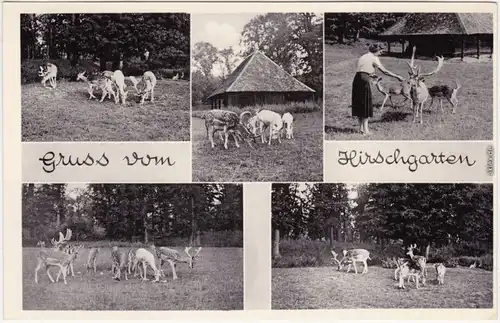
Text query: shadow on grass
325 125 358 135
374 111 412 123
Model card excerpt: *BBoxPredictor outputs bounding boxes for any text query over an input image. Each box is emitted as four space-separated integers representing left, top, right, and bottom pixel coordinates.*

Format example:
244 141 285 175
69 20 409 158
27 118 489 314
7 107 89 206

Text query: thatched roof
380 13 493 37
206 51 315 100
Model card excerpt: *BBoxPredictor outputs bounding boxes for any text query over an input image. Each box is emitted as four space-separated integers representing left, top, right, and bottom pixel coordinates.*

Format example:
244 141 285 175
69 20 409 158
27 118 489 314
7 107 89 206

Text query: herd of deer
371 46 461 123
331 244 447 290
38 62 184 105
204 109 295 150
34 229 202 285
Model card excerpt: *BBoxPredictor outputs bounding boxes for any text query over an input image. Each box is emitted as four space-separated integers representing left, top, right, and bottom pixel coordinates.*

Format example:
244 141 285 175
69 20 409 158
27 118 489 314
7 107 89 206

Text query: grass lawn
324 44 494 140
22 79 190 141
191 111 323 182
272 266 493 309
23 247 243 310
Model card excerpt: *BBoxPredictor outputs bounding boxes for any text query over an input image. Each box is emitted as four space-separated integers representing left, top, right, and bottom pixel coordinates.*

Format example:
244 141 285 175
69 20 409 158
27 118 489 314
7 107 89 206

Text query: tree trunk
190 195 196 246
425 244 431 259
99 54 107 71
273 229 280 257
144 226 148 244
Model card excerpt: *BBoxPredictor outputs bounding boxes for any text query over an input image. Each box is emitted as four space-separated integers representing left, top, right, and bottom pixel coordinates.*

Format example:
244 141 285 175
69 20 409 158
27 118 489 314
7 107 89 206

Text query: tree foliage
272 183 493 254
20 14 190 70
325 13 406 43
22 184 243 247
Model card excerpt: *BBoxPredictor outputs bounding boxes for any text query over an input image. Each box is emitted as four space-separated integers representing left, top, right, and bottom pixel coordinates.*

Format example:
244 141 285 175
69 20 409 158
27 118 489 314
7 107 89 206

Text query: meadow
272 265 493 309
324 43 493 140
191 104 323 182
21 79 190 141
23 246 243 310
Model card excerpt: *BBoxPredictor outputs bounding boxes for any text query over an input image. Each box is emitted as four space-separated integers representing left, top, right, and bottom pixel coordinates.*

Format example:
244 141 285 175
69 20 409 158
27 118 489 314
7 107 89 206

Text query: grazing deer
428 82 461 114
35 244 84 284
406 46 445 124
330 250 342 270
76 71 117 103
406 243 427 285
132 248 162 282
372 76 412 112
340 249 371 274
435 263 446 285
86 247 100 274
129 71 157 104
102 70 129 104
172 73 179 80
398 261 423 289
256 110 284 145
204 110 256 150
38 63 58 88
281 112 294 139
111 246 129 281
155 246 202 280
36 240 46 248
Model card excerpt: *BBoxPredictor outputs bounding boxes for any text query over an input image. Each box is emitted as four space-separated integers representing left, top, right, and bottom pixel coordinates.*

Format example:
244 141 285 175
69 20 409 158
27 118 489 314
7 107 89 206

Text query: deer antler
418 56 444 78
184 246 192 257
58 232 65 243
64 228 72 241
193 247 202 257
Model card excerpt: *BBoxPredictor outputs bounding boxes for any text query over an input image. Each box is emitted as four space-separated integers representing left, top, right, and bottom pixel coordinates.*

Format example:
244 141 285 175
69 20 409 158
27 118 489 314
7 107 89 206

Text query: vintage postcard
2 0 498 321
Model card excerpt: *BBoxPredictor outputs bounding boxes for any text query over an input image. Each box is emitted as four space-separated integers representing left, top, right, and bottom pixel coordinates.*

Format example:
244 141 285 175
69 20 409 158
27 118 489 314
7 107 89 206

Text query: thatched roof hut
377 13 493 59
206 51 315 108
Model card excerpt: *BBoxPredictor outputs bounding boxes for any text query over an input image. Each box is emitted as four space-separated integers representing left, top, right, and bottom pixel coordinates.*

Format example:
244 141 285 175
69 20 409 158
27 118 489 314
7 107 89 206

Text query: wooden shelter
377 13 493 59
206 51 315 109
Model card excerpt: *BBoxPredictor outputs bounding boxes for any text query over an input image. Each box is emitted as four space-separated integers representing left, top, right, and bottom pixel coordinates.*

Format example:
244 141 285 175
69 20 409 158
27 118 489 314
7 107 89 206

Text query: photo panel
324 12 494 140
22 183 243 311
21 13 191 142
272 183 494 310
191 13 324 182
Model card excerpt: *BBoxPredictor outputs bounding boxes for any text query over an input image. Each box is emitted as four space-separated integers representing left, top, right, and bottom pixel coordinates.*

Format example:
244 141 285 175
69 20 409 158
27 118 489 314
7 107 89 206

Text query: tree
192 41 219 77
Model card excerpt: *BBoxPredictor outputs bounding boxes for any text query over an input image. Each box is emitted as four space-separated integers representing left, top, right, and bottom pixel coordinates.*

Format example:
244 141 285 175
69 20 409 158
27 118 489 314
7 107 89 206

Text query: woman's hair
368 43 384 53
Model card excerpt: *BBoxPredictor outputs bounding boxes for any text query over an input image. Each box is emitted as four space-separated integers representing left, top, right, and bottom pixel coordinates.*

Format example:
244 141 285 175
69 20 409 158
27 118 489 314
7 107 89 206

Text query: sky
66 183 88 199
191 13 263 77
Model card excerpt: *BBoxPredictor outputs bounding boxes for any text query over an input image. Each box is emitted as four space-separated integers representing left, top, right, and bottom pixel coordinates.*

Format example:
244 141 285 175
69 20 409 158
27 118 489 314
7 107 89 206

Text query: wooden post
477 36 481 59
273 229 280 257
461 37 465 61
387 41 391 54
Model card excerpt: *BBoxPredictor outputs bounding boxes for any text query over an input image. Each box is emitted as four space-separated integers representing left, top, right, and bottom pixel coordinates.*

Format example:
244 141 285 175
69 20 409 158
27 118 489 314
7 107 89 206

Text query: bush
21 58 189 84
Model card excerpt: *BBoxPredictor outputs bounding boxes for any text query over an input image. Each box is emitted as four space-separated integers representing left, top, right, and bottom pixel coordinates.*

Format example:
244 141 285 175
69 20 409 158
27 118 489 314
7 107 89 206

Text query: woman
351 43 404 135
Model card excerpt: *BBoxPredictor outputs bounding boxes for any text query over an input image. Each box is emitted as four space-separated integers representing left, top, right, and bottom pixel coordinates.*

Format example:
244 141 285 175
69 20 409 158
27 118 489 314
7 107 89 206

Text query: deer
129 71 157 104
428 82 461 115
150 245 202 280
406 243 427 285
204 110 257 150
38 63 58 88
132 248 162 282
111 246 130 281
281 112 294 139
172 73 179 80
406 46 445 124
102 70 129 104
339 249 371 274
398 261 423 289
372 76 412 112
77 71 118 103
36 240 46 248
34 244 84 284
255 110 284 145
435 263 446 285
86 247 100 274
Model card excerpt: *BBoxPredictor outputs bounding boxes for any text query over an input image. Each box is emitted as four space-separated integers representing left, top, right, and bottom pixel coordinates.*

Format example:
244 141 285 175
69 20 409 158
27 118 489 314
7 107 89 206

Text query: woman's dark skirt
351 72 373 118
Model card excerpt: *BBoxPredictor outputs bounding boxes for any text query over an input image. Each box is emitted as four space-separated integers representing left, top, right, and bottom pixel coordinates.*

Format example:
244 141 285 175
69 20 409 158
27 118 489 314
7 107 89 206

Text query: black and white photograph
191 13 323 182
21 13 190 141
22 183 243 310
272 183 493 309
323 13 494 140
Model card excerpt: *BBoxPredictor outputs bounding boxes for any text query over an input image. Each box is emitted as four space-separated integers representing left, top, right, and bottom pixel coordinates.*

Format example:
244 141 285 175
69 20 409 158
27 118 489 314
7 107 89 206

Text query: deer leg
232 131 240 148
46 267 55 283
223 126 229 150
399 274 405 289
363 260 368 274
394 267 399 280
415 275 420 289
353 262 359 274
151 88 155 102
448 97 457 114
70 262 75 277
209 127 216 148
420 103 424 124
142 262 149 281
34 261 42 283
412 104 417 123
346 263 351 273
380 94 389 111
166 260 178 280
